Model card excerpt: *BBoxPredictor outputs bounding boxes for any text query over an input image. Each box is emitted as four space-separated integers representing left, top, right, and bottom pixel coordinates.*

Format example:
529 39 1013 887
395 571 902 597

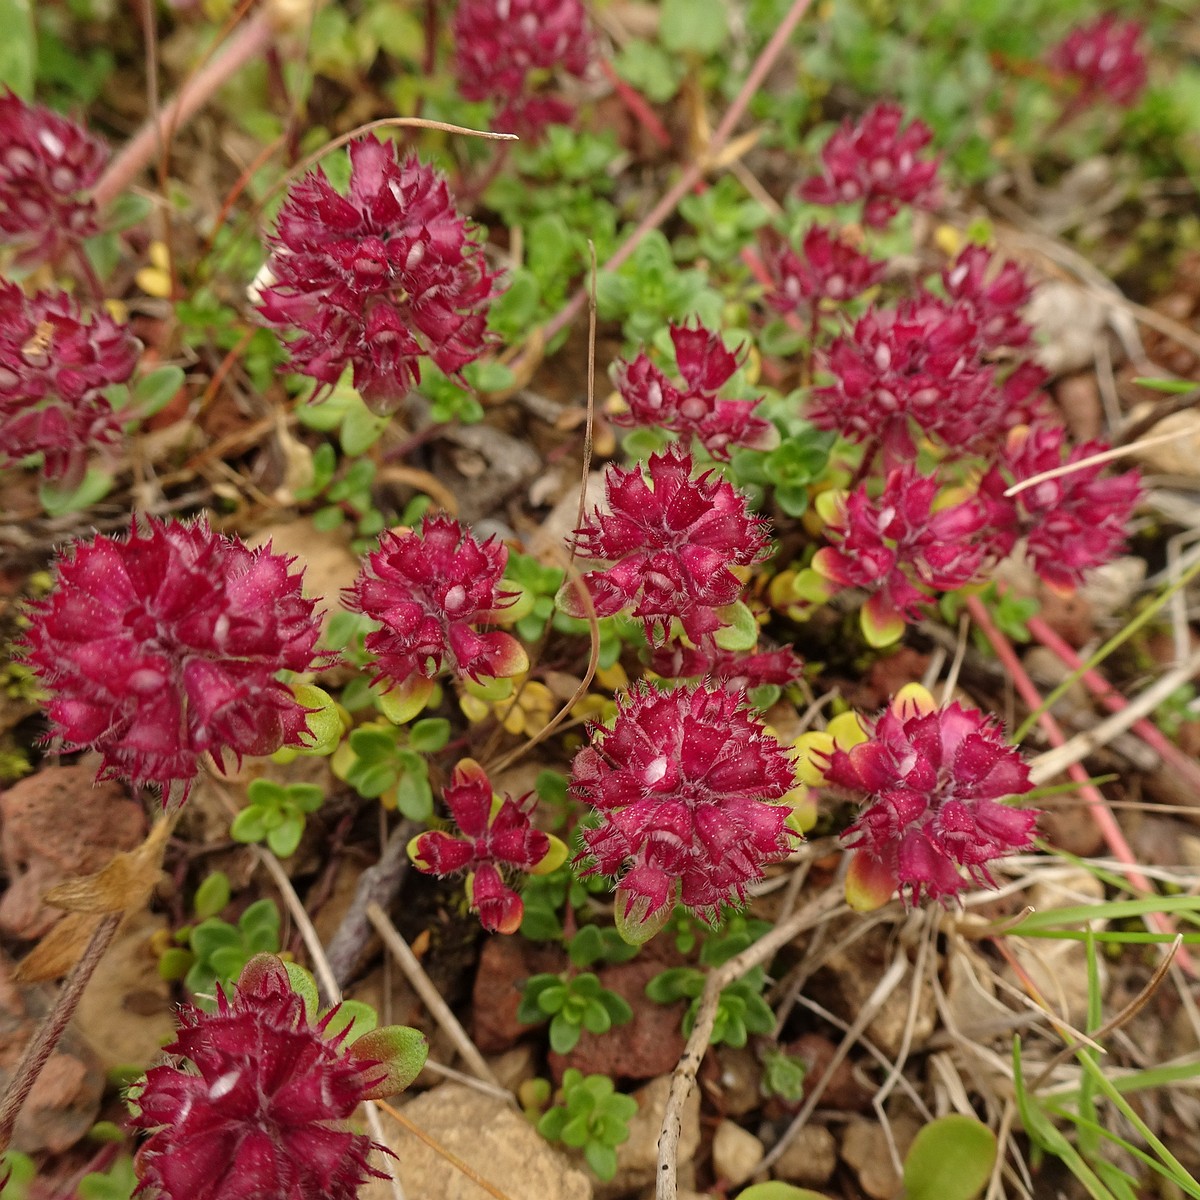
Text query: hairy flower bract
130 956 388 1200
258 136 498 413
24 518 322 800
346 513 527 687
571 684 798 927
0 90 108 266
560 446 769 645
813 685 1036 906
1048 14 1148 108
0 283 140 486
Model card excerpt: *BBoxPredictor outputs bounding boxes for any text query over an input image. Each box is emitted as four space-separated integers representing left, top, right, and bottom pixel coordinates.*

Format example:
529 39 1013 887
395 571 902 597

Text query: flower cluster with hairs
0 89 108 267
131 955 427 1200
610 322 776 460
452 0 594 136
0 282 141 487
257 135 499 413
1048 14 1148 110
23 517 323 802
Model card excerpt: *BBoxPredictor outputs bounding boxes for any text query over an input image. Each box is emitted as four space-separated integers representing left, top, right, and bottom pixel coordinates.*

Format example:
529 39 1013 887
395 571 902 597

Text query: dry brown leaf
42 817 172 917
15 912 106 983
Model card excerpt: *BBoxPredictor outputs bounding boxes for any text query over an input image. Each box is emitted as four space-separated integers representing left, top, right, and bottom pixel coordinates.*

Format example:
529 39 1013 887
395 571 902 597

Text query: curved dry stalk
365 902 506 1095
656 888 842 1200
1003 426 1183 497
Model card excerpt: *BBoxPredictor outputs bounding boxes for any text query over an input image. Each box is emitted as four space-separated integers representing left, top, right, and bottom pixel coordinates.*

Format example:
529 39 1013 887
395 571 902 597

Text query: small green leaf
660 0 727 57
1132 376 1196 394
0 0 35 96
353 1025 429 1097
903 1115 998 1200
283 962 320 1021
266 820 304 859
323 999 378 1042
409 717 451 753
713 600 758 652
230 808 268 844
193 872 231 919
549 1013 582 1054
133 365 185 417
585 1142 618 1182
737 1185 833 1200
39 467 113 517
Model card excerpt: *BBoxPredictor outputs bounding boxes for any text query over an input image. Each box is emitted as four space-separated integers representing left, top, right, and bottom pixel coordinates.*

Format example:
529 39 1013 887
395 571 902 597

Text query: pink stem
966 595 1194 975
541 0 814 345
1027 613 1200 801
94 10 275 209
598 58 671 150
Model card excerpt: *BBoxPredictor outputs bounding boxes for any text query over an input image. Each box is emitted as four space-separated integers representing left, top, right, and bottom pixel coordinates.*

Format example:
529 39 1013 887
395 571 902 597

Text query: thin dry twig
656 888 842 1200
365 902 506 1095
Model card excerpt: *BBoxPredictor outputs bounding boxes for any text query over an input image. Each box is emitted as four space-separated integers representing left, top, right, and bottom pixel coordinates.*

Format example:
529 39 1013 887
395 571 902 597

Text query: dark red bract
409 758 551 934
1048 14 1148 108
452 0 593 135
800 102 940 228
346 514 526 686
561 446 769 645
0 90 108 266
131 957 388 1200
822 689 1037 905
0 283 140 487
23 518 322 801
611 322 776 460
765 224 886 311
258 137 498 413
571 684 797 923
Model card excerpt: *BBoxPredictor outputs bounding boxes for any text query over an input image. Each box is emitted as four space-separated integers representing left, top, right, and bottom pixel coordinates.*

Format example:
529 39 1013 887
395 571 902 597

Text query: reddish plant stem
94 9 276 209
965 595 1194 975
540 0 814 346
0 914 122 1154
598 58 672 149
1027 613 1200 801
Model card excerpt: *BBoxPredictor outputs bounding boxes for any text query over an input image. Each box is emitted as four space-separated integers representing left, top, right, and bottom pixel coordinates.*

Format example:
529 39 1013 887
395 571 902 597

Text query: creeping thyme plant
5 1 1200 1197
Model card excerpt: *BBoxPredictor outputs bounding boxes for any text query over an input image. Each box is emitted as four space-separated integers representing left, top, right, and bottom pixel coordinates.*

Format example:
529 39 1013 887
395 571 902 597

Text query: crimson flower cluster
817 687 1037 905
560 446 769 645
0 90 108 267
765 224 886 312
570 684 797 925
23 518 322 800
345 513 526 688
1048 14 1148 108
452 0 593 136
813 466 991 645
800 101 940 228
258 136 498 413
409 758 555 934
983 423 1142 592
812 248 1043 463
649 640 804 693
611 322 776 460
0 283 140 486
131 956 389 1200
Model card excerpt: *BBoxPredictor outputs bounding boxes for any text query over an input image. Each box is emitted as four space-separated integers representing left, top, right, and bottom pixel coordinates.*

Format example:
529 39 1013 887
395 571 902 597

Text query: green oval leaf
903 1114 997 1200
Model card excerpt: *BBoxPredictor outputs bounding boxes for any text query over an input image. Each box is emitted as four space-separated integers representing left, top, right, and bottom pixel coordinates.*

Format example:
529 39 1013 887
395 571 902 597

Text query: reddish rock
548 959 687 1082
471 935 565 1053
0 765 145 939
770 1033 873 1114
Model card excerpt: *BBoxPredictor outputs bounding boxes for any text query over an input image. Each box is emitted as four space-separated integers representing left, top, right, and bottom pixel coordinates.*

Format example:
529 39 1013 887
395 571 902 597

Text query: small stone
712 1119 764 1187
841 1116 920 1200
362 1082 592 1200
710 1045 761 1116
771 1125 838 1188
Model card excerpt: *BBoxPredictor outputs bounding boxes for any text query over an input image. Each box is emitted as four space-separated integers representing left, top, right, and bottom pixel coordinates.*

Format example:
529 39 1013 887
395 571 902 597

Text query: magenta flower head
942 244 1034 352
0 90 108 267
813 466 988 646
570 683 798 938
0 283 140 487
346 514 527 701
558 445 770 645
649 640 804 693
982 423 1141 593
811 297 1013 462
130 954 428 1200
800 102 940 228
765 224 886 312
1048 14 1148 108
257 136 499 413
408 758 565 934
452 0 594 136
799 685 1036 908
611 322 777 460
23 517 323 802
